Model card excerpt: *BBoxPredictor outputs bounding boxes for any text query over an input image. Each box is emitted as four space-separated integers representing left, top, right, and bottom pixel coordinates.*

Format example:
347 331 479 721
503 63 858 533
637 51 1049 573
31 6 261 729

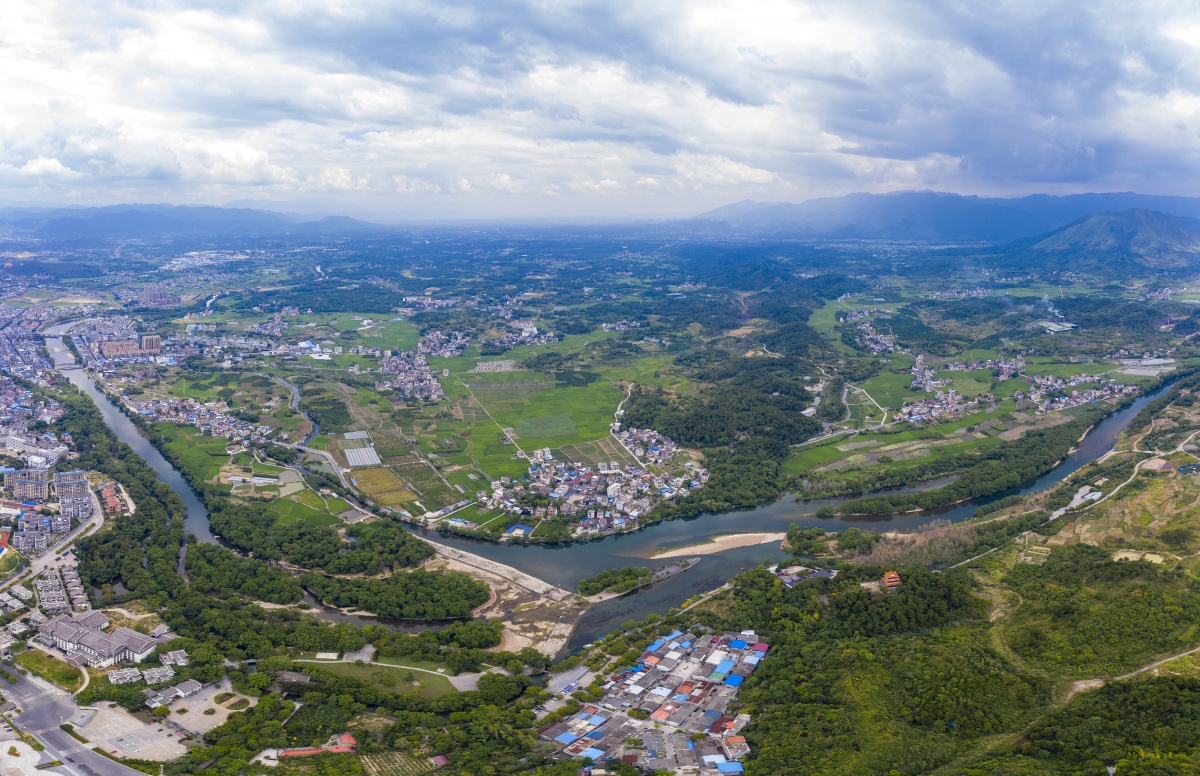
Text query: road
276 441 350 489
292 658 489 692
262 373 320 446
5 670 147 776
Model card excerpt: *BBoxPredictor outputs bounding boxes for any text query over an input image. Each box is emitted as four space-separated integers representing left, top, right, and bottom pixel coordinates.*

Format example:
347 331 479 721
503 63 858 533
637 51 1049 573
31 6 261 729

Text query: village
377 349 447 401
454 429 710 540
484 322 559 352
1014 373 1141 413
538 627 760 773
125 394 282 444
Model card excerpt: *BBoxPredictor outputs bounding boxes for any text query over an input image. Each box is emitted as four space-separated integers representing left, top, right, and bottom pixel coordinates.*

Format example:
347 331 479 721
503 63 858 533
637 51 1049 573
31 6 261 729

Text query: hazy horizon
5 1 1200 219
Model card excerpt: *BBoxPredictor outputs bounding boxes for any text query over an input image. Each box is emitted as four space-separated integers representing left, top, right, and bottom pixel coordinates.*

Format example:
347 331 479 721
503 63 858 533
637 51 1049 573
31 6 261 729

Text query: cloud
2 0 1200 216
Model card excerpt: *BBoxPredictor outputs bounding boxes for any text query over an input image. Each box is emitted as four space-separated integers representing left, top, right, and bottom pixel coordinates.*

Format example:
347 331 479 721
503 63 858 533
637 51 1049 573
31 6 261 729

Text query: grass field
268 497 341 527
303 660 456 699
154 423 230 484
466 374 621 447
16 649 83 692
782 403 1019 475
858 370 927 410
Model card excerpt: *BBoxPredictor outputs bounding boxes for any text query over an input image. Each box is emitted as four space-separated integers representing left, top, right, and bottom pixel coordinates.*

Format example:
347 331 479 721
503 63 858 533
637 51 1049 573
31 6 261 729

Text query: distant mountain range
0 204 378 243
693 191 1200 243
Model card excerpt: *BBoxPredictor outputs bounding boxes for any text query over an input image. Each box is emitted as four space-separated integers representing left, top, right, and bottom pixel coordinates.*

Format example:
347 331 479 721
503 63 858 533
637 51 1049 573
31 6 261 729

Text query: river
43 328 213 544
39 323 1169 649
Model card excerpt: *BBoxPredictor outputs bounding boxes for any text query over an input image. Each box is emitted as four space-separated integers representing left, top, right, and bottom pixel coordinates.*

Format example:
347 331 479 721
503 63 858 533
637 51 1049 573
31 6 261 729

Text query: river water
40 324 1168 649
44 329 213 543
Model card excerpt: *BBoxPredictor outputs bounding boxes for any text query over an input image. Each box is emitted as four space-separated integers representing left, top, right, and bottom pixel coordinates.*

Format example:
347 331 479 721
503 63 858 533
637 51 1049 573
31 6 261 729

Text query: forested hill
1031 208 1200 268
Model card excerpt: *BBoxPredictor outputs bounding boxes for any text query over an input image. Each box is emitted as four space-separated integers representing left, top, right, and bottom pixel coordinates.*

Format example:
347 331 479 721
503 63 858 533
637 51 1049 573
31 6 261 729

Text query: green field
858 370 925 410
465 374 621 447
516 412 578 439
154 423 230 484
300 660 456 699
16 649 83 692
268 497 342 527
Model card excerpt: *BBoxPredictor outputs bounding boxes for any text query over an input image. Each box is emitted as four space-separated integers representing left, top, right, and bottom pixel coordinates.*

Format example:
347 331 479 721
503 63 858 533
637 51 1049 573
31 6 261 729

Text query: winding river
40 324 1168 649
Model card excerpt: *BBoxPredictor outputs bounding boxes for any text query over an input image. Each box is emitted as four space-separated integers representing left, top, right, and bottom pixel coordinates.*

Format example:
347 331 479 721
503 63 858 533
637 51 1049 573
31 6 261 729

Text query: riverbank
650 532 788 558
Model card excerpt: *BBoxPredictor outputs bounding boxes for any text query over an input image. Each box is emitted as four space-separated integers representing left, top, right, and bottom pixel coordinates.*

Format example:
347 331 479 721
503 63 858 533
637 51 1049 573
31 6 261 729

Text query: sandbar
652 532 788 558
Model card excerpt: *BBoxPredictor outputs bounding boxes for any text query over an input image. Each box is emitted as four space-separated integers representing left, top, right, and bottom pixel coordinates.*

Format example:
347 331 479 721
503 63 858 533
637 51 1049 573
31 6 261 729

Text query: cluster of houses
933 287 989 299
485 323 559 352
601 321 642 332
1016 375 1140 414
1 429 70 469
0 303 70 379
127 396 279 444
471 437 708 539
246 316 289 336
539 628 761 773
896 389 988 423
0 585 29 618
108 663 177 686
0 469 93 554
378 350 447 401
32 566 91 613
615 428 683 467
417 330 469 357
850 317 898 354
0 377 66 429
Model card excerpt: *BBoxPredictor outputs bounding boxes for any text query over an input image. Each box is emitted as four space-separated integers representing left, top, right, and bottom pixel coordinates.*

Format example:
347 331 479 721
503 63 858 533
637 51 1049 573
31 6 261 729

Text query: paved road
277 441 351 489
5 670 147 776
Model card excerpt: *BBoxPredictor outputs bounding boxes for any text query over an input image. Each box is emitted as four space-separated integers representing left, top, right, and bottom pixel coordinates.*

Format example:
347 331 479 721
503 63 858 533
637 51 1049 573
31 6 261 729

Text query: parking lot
170 678 256 735
75 703 187 761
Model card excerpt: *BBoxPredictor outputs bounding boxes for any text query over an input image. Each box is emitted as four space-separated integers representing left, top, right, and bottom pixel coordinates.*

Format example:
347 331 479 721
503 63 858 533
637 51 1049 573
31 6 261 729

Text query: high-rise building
140 284 180 307
54 469 89 499
6 469 50 502
140 334 162 353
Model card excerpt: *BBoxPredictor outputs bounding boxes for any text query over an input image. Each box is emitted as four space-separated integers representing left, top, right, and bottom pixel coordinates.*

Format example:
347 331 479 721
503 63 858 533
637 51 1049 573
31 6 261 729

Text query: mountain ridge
693 191 1200 243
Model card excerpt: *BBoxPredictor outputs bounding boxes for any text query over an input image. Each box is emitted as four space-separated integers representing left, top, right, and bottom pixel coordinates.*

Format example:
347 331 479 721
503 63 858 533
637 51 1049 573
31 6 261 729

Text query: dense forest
206 498 434 574
577 566 652 596
300 569 490 620
838 406 1110 514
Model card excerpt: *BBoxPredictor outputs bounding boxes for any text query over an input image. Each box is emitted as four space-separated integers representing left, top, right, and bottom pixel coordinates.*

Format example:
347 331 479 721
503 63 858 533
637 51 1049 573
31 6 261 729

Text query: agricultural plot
393 463 460 510
556 436 640 469
268 497 342 527
352 467 419 507
465 374 621 447
361 751 436 776
515 412 577 439
859 368 927 409
355 318 420 350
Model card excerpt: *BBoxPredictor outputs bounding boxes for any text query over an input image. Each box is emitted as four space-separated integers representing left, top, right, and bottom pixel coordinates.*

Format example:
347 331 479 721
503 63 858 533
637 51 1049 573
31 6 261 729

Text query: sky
3 0 1200 219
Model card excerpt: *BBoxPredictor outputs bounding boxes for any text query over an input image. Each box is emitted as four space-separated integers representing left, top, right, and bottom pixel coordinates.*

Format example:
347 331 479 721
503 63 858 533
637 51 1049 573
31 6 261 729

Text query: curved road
5 670 149 776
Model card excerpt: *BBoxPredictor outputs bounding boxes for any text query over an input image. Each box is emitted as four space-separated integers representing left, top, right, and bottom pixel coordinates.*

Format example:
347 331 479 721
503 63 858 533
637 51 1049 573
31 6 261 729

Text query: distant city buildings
140 284 181 307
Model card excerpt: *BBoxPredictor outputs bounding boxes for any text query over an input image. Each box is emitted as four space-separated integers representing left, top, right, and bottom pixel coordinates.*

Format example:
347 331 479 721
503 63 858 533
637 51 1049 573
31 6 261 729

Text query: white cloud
1 0 1199 216
18 157 80 177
